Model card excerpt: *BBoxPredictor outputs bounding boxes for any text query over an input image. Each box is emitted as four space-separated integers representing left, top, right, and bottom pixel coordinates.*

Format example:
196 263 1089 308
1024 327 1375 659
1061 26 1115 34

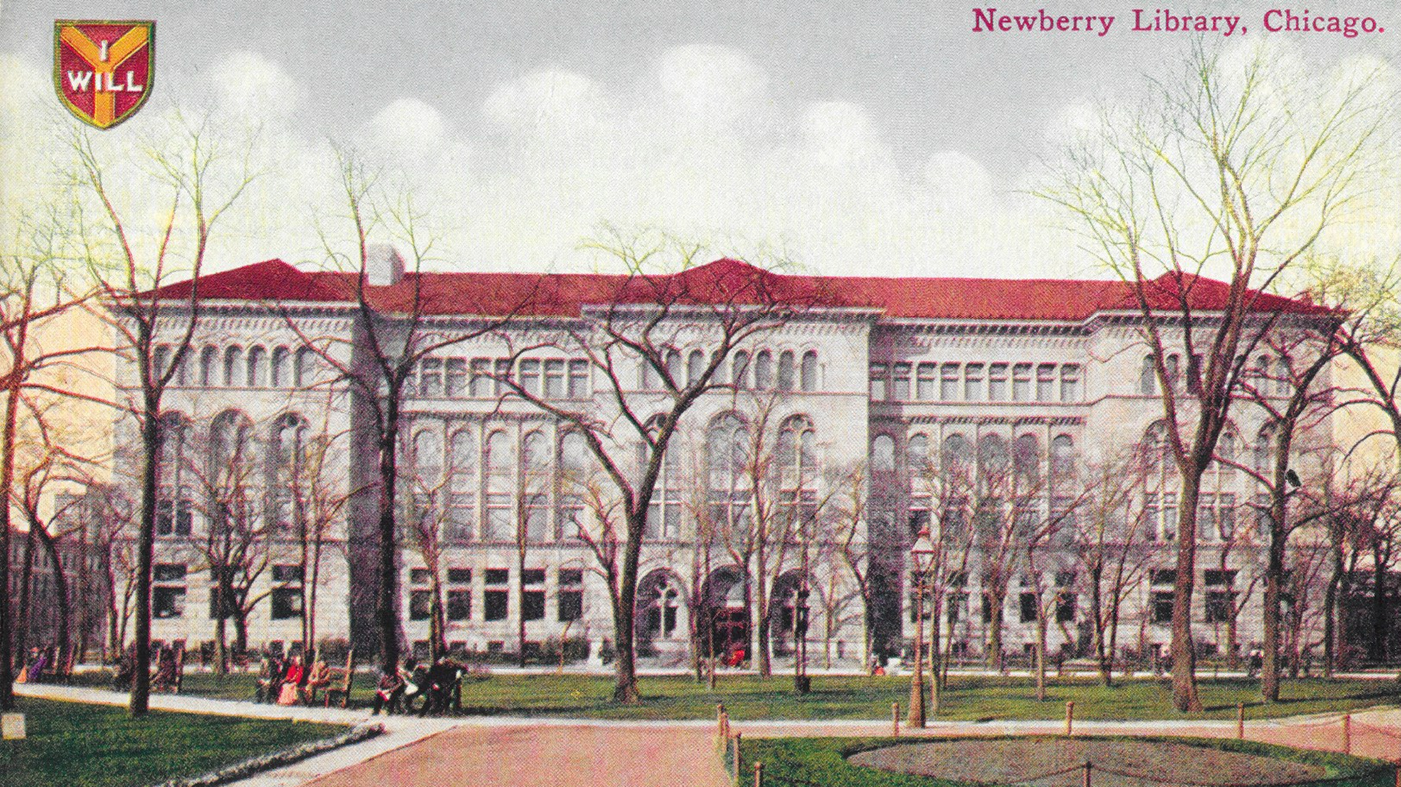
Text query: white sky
0 1 1397 279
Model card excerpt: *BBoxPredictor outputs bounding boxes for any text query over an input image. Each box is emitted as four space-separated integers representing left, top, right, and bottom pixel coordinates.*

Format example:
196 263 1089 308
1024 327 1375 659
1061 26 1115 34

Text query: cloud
208 51 302 119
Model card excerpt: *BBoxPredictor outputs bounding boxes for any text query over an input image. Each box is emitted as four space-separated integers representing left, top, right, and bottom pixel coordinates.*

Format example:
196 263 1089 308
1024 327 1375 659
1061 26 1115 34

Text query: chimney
363 244 405 286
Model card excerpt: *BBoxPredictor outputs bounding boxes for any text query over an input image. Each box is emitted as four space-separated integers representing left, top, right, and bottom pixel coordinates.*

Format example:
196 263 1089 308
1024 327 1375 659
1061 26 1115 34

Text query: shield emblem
54 20 155 130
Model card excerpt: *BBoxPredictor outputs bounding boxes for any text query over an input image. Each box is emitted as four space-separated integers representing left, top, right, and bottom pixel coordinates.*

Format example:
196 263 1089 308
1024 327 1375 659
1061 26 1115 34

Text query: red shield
54 20 155 130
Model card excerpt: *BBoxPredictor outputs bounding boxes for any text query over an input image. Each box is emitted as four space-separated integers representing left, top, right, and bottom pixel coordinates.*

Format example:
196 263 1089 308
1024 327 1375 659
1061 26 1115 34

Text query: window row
641 348 821 393
155 343 324 390
1138 352 1293 398
871 362 1081 404
407 566 584 623
151 563 304 620
408 357 591 400
873 431 1077 485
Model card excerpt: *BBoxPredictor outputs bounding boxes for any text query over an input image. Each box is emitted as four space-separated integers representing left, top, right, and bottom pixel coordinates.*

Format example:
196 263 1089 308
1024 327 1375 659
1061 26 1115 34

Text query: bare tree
275 148 524 674
489 229 820 702
1040 42 1386 711
72 112 255 715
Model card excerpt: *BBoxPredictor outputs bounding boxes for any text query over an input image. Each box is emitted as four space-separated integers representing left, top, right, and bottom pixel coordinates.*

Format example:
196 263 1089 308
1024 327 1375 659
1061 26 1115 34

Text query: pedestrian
372 665 406 715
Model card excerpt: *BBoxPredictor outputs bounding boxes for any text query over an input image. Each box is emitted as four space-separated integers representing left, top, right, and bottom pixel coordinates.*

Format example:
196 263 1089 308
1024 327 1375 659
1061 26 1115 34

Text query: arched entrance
769 571 806 657
636 569 685 658
701 566 749 662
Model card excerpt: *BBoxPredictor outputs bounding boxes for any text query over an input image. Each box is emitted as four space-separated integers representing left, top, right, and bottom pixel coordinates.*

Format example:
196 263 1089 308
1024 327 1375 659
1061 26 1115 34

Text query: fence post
733 732 742 786
1082 760 1092 787
1344 714 1352 755
754 761 764 787
892 702 901 737
1066 701 1075 736
1237 703 1245 740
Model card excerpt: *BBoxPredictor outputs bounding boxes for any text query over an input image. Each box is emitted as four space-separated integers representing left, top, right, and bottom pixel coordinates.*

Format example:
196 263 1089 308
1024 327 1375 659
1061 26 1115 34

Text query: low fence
714 702 1401 787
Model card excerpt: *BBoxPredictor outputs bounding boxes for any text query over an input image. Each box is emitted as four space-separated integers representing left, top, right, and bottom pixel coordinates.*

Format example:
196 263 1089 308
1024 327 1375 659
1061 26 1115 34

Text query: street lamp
908 527 936 728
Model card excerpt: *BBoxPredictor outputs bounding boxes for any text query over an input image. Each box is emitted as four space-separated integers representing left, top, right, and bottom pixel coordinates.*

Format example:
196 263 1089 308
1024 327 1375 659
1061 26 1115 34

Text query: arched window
446 429 476 542
732 351 750 389
707 414 750 539
687 350 706 387
294 348 315 387
1049 434 1075 479
664 349 682 385
777 416 816 483
1165 354 1181 390
156 414 194 536
483 430 513 541
223 346 243 387
269 413 308 532
1013 434 1040 488
977 434 1010 490
522 430 551 473
1254 423 1276 473
754 351 774 390
200 346 217 387
270 347 290 388
246 346 267 388
777 351 796 391
941 434 971 477
1139 354 1156 396
560 431 591 475
412 430 444 488
871 434 896 473
800 351 818 392
1217 432 1238 479
907 433 929 476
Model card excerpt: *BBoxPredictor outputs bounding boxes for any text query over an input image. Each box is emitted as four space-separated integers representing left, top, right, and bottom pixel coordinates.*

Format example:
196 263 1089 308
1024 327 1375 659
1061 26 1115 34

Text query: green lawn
87 669 1401 721
735 736 1396 787
0 697 344 787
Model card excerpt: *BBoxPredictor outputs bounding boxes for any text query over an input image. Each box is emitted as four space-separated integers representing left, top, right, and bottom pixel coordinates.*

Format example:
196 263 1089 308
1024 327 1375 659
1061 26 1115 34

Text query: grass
736 736 1397 787
0 697 344 787
75 669 1401 721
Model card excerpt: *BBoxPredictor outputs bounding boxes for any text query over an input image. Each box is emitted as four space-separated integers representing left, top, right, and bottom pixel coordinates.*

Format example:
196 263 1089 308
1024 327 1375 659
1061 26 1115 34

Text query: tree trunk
35 524 72 678
1035 609 1047 702
1170 470 1203 712
612 512 645 704
0 317 28 710
1090 561 1111 686
14 525 36 673
986 594 1004 671
130 394 162 717
377 413 402 675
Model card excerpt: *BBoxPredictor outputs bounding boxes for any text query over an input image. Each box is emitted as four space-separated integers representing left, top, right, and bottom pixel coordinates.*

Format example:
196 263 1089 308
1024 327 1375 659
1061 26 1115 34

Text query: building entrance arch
701 566 749 663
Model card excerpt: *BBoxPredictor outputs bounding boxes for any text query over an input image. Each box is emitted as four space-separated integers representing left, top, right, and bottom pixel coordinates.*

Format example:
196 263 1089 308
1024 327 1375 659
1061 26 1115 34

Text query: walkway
14 683 1401 786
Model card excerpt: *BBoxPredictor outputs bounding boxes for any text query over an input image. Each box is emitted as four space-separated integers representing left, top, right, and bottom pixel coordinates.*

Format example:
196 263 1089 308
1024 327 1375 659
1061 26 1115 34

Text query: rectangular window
1056 592 1076 623
1036 363 1056 401
1198 494 1217 542
272 587 304 620
916 362 937 400
470 358 491 397
964 363 984 401
1205 590 1234 623
559 567 584 621
447 590 471 621
522 590 546 621
153 586 186 619
1162 492 1178 540
1255 493 1273 538
445 496 475 543
1019 592 1038 623
940 363 960 401
558 495 586 541
544 359 565 399
1060 364 1081 402
1150 569 1177 586
485 493 512 540
273 565 304 583
447 567 472 584
568 360 590 399
519 359 541 396
445 358 467 397
525 495 550 542
988 363 1008 401
891 363 911 401
869 363 888 400
1151 591 1174 624
522 568 546 586
493 359 512 396
409 589 432 621
154 563 187 582
420 358 443 398
1012 363 1032 402
484 590 508 621
1218 493 1236 540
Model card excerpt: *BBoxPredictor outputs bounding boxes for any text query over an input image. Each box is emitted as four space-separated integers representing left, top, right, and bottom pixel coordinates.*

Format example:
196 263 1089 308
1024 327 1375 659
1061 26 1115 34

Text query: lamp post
908 527 936 728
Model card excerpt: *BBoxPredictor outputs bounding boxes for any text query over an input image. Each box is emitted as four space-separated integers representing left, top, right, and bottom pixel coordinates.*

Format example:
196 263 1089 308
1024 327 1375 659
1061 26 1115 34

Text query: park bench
322 649 356 709
151 641 186 694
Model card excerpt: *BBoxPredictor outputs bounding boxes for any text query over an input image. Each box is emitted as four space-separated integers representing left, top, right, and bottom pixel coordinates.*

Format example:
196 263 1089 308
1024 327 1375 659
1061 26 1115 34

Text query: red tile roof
156 258 1325 322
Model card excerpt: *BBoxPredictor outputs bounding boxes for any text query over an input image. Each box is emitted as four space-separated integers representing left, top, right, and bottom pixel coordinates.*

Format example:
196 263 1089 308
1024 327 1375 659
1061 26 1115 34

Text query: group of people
111 643 184 692
256 651 333 706
13 645 57 684
372 655 463 717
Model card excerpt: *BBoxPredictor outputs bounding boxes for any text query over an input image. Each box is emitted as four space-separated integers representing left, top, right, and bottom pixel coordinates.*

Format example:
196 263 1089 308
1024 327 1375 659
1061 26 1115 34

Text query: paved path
306 724 729 787
16 683 1401 786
